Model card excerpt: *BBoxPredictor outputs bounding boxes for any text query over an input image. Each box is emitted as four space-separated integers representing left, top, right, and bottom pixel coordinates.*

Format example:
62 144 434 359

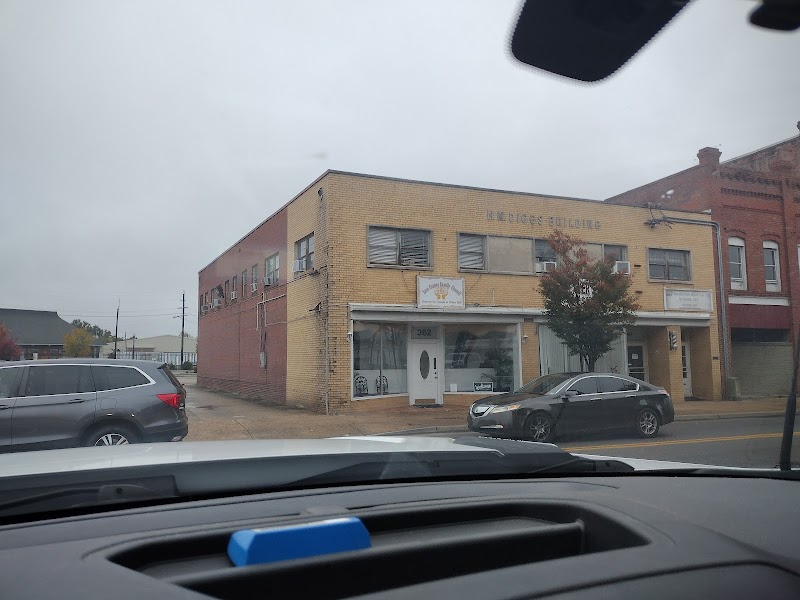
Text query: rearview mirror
510 0 690 82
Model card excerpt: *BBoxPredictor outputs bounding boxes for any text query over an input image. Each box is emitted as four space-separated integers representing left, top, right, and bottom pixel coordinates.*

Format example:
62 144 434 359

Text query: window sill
367 264 433 271
458 269 547 277
648 279 694 285
444 391 508 395
351 393 409 401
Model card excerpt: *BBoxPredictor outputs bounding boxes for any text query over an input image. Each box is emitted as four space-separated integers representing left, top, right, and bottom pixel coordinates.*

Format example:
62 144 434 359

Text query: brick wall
285 183 328 411
324 172 721 409
607 135 800 397
197 207 288 404
197 169 725 412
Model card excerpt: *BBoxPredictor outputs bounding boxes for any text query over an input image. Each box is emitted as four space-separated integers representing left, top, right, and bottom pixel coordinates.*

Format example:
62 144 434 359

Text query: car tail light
157 393 181 408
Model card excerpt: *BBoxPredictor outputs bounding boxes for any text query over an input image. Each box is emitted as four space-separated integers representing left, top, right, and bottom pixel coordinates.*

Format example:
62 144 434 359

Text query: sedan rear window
597 377 638 393
92 366 150 391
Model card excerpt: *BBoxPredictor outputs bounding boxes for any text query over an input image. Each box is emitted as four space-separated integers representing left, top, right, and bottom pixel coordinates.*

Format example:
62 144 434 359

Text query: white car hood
0 437 749 479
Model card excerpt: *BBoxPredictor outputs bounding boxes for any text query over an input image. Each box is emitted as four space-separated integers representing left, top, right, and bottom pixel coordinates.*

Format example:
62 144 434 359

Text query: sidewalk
178 375 792 441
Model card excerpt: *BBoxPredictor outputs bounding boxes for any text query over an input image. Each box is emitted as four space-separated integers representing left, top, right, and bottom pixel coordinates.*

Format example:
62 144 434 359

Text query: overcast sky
0 0 797 338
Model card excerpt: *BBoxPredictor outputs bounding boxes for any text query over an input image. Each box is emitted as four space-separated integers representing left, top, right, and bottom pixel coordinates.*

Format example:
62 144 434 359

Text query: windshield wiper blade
452 436 634 474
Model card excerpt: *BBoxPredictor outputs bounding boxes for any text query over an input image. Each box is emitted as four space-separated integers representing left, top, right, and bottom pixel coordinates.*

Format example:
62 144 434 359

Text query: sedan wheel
525 413 555 443
637 408 660 438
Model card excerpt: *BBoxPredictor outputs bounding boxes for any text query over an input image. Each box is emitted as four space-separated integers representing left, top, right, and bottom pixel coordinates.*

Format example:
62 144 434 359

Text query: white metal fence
110 351 197 366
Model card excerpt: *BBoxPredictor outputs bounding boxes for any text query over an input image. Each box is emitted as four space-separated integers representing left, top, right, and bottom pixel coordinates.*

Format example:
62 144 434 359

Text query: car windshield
0 0 798 513
515 374 573 396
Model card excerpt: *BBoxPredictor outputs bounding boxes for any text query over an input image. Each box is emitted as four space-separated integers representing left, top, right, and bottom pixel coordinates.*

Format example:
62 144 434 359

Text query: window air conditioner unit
201 305 209 313
230 291 237 300
212 299 222 308
540 261 557 273
613 261 631 275
293 259 306 273
251 282 258 292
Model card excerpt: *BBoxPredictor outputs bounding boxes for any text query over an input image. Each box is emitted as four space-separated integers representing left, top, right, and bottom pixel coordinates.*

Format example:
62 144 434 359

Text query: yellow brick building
200 170 723 413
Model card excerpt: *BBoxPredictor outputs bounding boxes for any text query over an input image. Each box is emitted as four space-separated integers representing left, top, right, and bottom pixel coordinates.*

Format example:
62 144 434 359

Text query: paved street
177 374 799 468
421 416 799 469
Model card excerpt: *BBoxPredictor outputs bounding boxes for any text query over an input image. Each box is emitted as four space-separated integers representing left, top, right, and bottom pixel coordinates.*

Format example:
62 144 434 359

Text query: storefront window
444 324 519 393
352 322 407 396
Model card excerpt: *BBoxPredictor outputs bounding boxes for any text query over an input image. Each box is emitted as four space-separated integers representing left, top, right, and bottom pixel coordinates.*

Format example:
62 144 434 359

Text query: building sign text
418 276 465 309
487 211 601 230
664 289 714 312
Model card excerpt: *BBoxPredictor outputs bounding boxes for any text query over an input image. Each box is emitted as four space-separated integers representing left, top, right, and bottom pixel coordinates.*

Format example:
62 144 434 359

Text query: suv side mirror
562 390 579 401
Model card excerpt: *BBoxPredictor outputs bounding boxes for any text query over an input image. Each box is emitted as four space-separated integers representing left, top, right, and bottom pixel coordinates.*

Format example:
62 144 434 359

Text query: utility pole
180 292 186 366
113 301 120 359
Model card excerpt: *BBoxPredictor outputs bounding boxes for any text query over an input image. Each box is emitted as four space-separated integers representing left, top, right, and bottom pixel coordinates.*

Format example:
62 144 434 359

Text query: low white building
101 335 197 366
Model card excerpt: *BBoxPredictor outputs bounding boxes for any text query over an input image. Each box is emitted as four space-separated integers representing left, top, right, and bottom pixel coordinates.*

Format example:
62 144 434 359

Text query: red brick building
607 123 800 397
197 206 288 404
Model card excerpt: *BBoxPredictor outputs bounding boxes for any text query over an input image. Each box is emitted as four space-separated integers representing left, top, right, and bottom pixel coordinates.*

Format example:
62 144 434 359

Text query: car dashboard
0 473 799 599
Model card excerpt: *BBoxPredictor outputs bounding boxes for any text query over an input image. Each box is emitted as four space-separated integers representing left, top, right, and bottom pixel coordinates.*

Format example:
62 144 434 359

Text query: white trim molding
348 303 711 327
728 295 789 306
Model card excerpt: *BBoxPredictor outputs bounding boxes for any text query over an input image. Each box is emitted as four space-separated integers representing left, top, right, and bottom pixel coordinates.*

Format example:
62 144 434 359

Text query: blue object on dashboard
227 517 372 567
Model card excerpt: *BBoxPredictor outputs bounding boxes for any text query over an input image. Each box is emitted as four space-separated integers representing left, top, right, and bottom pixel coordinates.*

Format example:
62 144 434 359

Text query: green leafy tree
64 328 93 357
540 230 639 372
0 323 22 361
70 319 113 343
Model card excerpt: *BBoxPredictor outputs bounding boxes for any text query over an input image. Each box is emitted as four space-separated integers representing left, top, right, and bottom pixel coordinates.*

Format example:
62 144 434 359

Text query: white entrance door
409 340 441 405
682 343 692 397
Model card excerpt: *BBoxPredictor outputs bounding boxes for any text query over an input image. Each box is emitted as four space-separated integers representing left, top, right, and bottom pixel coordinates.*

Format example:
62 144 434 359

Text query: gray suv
0 359 188 451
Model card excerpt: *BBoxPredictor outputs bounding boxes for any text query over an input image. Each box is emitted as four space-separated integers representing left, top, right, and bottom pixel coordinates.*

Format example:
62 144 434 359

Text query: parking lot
178 374 467 440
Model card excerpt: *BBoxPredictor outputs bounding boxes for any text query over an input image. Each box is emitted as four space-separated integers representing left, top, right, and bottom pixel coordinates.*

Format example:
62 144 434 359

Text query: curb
674 410 788 421
375 411 792 436
375 425 469 436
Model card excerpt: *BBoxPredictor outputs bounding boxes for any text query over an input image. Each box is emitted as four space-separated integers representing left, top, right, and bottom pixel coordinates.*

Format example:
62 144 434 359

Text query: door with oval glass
409 332 442 406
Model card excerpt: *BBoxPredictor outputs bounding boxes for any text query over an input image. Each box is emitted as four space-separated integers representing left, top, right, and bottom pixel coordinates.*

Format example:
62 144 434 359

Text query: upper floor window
728 237 746 291
763 240 780 292
295 233 315 272
251 264 258 295
458 234 627 276
231 275 238 300
242 270 248 296
585 243 628 263
648 248 690 281
458 234 485 270
224 280 230 304
368 226 430 268
534 239 557 266
265 253 279 285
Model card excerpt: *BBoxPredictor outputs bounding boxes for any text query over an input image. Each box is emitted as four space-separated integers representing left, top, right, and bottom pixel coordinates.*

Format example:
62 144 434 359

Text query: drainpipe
644 215 731 399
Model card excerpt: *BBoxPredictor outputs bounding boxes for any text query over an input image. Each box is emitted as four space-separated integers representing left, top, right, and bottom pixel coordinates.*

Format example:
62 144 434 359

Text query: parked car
468 372 673 442
0 358 188 451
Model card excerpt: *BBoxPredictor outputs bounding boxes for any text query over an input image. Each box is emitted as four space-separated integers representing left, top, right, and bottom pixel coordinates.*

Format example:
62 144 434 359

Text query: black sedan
467 372 674 443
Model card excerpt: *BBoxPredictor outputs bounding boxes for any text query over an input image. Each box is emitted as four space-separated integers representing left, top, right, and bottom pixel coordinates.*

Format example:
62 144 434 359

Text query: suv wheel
85 424 139 447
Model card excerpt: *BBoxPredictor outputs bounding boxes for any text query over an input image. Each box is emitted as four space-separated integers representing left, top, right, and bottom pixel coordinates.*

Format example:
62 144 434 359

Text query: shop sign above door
664 289 713 312
418 276 465 309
